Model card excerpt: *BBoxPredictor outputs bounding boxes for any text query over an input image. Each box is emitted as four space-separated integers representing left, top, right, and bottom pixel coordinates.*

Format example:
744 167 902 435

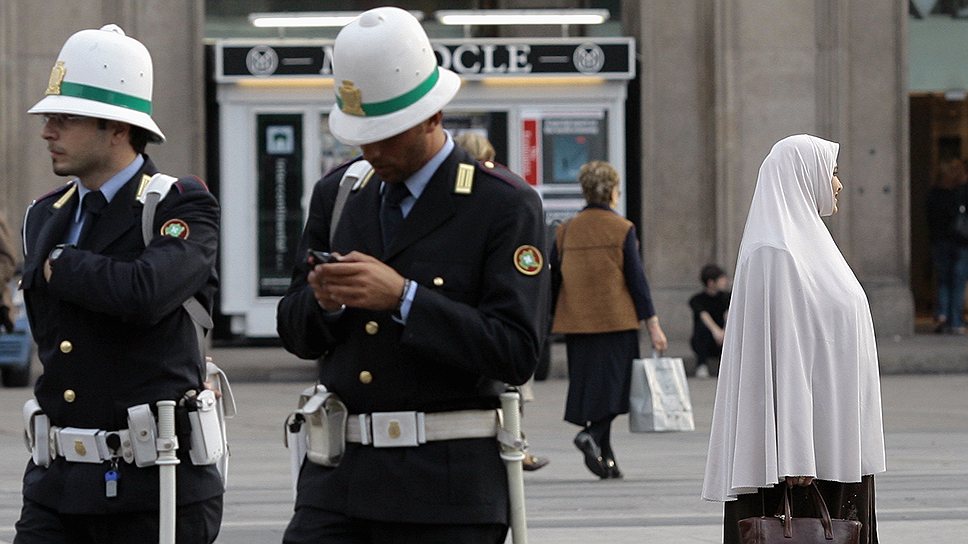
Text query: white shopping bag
629 353 695 432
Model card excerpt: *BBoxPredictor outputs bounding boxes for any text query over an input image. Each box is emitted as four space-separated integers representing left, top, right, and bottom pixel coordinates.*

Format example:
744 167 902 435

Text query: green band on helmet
337 67 440 117
57 81 152 114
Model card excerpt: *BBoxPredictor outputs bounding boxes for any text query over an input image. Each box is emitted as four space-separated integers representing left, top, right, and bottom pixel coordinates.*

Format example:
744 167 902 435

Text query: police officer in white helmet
15 25 223 543
277 6 549 543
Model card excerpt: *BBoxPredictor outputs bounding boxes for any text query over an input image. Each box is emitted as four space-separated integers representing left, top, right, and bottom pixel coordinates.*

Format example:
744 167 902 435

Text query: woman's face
831 166 843 215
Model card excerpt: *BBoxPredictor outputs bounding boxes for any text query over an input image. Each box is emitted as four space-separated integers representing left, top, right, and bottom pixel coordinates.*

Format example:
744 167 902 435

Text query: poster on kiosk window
521 111 609 225
257 114 304 297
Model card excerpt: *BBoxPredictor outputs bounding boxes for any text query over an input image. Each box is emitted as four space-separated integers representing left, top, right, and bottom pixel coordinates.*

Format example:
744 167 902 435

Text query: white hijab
702 134 886 502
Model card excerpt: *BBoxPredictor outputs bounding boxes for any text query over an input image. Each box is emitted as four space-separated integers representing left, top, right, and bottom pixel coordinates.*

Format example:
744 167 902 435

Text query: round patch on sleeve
513 245 543 276
160 219 190 239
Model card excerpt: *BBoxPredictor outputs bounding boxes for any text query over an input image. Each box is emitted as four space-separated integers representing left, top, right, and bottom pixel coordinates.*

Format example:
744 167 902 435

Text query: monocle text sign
216 38 634 82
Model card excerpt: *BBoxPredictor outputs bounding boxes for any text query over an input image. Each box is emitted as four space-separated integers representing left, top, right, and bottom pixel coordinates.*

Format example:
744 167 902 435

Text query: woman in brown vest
551 160 668 479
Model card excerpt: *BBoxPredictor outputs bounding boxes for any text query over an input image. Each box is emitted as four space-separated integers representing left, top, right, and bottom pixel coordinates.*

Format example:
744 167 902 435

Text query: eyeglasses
41 113 89 127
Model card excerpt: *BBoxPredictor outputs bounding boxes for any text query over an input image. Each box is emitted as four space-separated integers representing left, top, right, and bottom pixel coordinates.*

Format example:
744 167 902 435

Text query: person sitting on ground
688 264 729 378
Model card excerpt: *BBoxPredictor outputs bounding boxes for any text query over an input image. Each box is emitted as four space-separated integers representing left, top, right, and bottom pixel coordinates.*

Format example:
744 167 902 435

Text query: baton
156 400 180 544
499 391 528 544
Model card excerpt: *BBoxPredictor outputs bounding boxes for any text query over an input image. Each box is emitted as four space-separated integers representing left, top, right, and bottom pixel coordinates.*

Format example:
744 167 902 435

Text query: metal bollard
156 400 180 544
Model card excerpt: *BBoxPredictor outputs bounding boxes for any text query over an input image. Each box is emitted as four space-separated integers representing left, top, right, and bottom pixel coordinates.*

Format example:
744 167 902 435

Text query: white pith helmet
29 24 165 143
328 7 460 146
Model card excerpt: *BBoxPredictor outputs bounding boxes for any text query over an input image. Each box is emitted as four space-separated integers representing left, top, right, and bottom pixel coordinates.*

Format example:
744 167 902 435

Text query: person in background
454 131 550 472
0 213 18 332
276 7 549 543
15 24 222 543
703 134 885 544
551 160 668 480
925 157 968 334
453 132 495 165
688 264 730 378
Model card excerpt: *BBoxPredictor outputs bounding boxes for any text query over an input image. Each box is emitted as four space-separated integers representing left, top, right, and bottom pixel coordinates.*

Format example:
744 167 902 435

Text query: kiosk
214 37 635 337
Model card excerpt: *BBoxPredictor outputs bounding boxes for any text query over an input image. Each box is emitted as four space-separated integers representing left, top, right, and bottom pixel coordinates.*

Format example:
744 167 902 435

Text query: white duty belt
52 426 134 464
345 409 500 448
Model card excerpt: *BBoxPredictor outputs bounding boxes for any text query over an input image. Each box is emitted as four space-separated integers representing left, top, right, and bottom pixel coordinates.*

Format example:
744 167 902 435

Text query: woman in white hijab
702 135 886 544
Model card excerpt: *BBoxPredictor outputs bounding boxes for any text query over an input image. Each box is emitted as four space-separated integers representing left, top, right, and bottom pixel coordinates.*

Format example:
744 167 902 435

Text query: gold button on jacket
359 371 373 384
59 340 73 353
365 321 379 335
433 277 444 287
63 389 76 402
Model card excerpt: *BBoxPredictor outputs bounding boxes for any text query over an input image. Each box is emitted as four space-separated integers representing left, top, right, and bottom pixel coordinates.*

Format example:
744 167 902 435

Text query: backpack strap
140 174 214 361
330 160 372 245
138 173 179 245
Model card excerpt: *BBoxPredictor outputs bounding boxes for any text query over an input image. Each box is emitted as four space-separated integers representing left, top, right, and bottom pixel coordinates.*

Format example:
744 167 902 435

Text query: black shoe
522 453 550 471
574 432 607 478
604 457 623 479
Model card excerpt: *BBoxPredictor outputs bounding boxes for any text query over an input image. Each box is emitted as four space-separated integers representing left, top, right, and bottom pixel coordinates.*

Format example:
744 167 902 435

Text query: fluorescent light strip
436 9 609 26
248 11 424 28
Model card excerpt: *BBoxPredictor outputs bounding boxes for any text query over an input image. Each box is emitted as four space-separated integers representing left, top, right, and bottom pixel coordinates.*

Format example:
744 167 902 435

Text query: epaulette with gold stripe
134 174 153 201
37 181 78 209
454 163 474 194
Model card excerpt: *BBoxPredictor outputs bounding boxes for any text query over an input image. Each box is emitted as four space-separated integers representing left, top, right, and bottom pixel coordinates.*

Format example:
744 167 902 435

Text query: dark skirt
723 476 878 544
563 330 640 425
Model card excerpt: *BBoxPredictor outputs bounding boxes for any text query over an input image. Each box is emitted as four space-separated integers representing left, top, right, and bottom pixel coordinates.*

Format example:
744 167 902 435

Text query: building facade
0 0 911 339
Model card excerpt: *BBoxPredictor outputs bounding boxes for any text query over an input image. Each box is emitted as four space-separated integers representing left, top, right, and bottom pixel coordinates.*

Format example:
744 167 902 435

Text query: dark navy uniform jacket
19 156 223 514
277 146 550 524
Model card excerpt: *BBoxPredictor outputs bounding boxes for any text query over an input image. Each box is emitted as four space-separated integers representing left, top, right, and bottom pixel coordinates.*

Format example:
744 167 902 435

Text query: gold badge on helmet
339 80 365 116
46 61 67 96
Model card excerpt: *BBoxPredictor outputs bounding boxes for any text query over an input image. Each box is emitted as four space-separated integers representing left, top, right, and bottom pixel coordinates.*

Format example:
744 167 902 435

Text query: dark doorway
910 93 968 327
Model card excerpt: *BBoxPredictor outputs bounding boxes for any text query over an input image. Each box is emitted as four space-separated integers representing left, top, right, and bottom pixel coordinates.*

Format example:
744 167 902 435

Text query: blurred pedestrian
16 24 222 543
455 130 550 472
454 132 495 163
703 134 885 544
276 7 549 543
0 213 17 332
551 160 667 479
688 264 729 378
926 157 968 334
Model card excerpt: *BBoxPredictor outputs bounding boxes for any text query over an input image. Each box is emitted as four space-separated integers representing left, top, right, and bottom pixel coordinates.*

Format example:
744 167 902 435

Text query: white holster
195 361 235 486
284 385 348 497
128 403 159 467
22 399 52 468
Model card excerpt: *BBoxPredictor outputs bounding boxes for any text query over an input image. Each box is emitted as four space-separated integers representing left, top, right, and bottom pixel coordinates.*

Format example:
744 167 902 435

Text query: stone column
625 1 718 338
627 0 911 338
0 0 204 247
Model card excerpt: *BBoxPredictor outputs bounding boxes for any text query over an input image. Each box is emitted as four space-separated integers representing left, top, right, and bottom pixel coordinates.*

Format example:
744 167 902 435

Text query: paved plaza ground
0 340 966 542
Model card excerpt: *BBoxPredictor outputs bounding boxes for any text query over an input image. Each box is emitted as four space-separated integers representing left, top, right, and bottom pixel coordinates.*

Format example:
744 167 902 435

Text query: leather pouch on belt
296 385 347 467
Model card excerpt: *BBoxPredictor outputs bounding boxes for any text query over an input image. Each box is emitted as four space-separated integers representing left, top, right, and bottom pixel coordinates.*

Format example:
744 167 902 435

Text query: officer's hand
307 253 344 312
202 380 223 400
317 251 405 312
43 259 53 282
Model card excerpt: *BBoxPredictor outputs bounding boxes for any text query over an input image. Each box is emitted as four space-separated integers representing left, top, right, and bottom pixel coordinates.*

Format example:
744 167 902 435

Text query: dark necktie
77 191 107 249
380 182 410 248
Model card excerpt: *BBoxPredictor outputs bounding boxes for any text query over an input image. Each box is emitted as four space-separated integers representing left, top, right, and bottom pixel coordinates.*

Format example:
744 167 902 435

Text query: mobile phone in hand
307 249 338 265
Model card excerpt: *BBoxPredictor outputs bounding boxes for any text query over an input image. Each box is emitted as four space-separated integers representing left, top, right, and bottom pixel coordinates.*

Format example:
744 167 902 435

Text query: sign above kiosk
215 37 634 82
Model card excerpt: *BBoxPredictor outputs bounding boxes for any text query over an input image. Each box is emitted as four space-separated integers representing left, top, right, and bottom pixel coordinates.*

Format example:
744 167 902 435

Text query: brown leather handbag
738 483 861 543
